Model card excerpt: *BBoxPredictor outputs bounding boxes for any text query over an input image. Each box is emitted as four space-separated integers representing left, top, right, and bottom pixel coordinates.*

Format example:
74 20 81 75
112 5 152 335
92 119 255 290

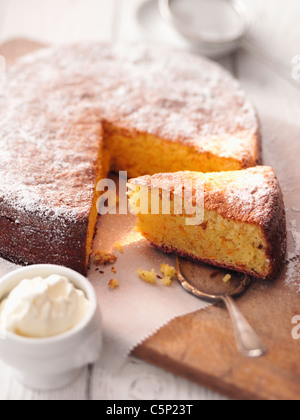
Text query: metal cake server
176 257 267 358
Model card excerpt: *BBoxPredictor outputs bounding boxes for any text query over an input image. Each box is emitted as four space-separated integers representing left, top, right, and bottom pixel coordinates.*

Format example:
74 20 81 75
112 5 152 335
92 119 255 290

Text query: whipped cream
0 275 90 338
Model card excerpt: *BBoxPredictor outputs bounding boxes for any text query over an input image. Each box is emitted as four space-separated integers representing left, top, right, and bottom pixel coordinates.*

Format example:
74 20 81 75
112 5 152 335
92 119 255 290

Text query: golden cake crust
0 42 261 273
3 42 261 164
129 167 287 280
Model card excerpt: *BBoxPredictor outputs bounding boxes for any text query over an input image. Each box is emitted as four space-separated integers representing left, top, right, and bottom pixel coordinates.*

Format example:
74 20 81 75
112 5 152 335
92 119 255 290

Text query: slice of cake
128 167 287 280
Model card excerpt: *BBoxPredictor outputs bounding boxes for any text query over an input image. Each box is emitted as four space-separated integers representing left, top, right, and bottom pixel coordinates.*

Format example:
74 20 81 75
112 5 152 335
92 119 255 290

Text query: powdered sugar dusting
0 41 260 221
203 166 282 226
132 166 281 224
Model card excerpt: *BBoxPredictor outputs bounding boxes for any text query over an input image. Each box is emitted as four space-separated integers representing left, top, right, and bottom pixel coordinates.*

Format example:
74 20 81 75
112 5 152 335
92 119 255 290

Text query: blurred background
0 0 299 79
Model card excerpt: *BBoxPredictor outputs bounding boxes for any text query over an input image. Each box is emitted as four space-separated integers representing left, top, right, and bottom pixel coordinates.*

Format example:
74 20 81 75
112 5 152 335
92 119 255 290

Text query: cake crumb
223 274 232 283
161 264 176 278
94 251 117 266
115 242 124 254
137 268 157 285
111 267 117 274
161 277 172 287
137 265 176 287
160 264 176 287
108 279 119 289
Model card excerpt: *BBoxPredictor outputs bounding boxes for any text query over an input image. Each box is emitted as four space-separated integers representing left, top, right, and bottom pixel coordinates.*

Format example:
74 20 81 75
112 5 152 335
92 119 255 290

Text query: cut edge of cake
128 167 287 280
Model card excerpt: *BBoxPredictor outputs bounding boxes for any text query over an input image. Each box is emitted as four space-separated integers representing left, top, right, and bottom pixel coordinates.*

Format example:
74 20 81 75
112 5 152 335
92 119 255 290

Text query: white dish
158 0 250 58
136 0 190 48
0 265 102 391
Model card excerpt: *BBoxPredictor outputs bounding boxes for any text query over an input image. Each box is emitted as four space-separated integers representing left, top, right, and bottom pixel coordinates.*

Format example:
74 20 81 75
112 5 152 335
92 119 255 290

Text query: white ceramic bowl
158 0 250 58
0 265 102 391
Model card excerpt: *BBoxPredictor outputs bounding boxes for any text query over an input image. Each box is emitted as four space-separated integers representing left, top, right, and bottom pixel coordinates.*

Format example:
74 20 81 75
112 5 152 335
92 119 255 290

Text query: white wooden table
0 0 299 401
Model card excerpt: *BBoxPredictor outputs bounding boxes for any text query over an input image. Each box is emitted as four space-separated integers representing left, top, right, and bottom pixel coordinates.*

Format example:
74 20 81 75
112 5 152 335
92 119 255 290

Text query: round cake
0 42 261 274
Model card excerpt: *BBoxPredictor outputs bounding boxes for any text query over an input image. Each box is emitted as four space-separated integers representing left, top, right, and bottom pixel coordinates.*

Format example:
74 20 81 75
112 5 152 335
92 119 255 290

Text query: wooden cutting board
1 39 300 401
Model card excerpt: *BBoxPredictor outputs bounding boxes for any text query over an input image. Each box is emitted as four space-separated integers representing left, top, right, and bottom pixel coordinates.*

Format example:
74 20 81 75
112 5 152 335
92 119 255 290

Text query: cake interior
85 139 111 268
85 123 248 269
103 122 244 178
128 183 272 279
